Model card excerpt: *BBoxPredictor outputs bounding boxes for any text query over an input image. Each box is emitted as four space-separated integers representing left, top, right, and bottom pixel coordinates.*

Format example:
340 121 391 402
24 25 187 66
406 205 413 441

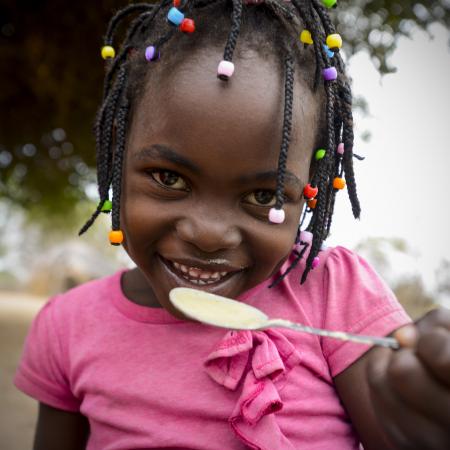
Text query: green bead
315 149 326 160
322 0 337 8
101 200 112 212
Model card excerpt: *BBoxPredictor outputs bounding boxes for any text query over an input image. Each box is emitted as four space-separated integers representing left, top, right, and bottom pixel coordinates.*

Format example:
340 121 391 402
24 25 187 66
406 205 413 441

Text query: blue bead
323 44 334 58
167 7 184 26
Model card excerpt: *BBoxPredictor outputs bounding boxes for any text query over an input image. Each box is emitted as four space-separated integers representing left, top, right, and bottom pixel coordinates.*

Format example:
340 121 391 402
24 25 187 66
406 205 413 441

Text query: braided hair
79 0 361 284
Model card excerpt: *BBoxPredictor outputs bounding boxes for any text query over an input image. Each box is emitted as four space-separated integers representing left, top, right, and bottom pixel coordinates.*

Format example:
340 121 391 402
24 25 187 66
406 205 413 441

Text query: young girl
15 1 450 449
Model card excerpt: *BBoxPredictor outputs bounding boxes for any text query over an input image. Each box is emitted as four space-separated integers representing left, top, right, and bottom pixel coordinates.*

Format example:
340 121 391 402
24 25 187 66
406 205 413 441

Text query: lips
159 255 244 288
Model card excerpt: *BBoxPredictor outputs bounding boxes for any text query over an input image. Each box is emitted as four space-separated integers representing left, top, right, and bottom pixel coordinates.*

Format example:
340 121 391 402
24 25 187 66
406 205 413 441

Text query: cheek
250 208 301 277
119 183 171 255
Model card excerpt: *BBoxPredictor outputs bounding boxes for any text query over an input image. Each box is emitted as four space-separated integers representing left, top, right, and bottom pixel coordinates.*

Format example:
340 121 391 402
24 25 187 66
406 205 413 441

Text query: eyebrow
237 170 303 190
132 144 200 173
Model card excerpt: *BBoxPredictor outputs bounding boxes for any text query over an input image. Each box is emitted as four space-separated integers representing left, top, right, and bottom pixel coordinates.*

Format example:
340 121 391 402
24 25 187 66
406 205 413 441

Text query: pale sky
328 23 450 294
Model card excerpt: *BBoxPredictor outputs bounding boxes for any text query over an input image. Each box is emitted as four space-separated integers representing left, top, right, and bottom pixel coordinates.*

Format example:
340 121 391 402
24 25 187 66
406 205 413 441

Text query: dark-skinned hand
367 308 450 450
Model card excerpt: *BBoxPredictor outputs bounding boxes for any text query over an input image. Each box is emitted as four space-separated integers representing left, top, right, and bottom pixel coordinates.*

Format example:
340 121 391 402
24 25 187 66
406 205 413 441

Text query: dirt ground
0 291 46 450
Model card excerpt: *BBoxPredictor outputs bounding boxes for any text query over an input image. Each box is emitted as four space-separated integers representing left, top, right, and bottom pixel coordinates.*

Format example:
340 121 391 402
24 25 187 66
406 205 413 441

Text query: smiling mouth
160 256 242 286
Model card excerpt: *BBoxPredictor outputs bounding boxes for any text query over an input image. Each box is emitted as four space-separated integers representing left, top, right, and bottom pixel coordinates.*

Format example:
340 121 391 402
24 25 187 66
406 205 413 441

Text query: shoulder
278 245 410 370
38 269 126 325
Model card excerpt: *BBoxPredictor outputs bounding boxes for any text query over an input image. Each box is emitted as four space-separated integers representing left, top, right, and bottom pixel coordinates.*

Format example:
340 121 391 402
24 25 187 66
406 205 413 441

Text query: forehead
128 46 321 175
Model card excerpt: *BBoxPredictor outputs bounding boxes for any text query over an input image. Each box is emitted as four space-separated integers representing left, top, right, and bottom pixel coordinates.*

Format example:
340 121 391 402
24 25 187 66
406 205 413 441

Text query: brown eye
244 190 276 206
151 170 188 190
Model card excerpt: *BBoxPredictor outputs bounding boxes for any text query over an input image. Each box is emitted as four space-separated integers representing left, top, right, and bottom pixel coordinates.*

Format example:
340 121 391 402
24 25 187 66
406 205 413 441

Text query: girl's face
121 46 320 316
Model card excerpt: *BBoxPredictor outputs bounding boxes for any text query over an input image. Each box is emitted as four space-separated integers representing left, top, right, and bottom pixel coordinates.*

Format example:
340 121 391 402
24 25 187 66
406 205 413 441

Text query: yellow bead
333 177 346 190
109 230 124 246
326 34 342 50
101 45 115 60
300 30 313 45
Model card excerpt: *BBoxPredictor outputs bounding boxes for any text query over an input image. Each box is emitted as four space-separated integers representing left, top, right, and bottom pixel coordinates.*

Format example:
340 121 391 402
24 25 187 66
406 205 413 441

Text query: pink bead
337 143 345 155
217 60 235 79
300 230 313 244
268 208 285 224
312 256 320 269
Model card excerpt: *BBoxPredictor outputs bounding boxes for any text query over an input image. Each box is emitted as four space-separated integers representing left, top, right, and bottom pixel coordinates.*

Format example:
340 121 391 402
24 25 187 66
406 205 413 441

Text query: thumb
393 324 418 348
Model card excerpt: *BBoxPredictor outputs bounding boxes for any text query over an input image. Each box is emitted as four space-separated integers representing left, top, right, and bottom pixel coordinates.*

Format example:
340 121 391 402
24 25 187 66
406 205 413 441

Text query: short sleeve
322 247 411 378
14 297 80 412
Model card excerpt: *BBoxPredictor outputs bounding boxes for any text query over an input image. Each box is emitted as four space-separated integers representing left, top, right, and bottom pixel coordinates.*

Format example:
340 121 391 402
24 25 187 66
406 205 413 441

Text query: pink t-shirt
15 246 410 449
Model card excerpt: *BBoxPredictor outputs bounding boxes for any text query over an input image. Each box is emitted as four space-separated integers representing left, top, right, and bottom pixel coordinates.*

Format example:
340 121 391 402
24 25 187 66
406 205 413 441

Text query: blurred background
1 0 450 448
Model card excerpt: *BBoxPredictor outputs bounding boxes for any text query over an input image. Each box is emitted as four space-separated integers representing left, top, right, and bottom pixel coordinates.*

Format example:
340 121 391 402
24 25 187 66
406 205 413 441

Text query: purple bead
323 67 337 81
145 46 159 62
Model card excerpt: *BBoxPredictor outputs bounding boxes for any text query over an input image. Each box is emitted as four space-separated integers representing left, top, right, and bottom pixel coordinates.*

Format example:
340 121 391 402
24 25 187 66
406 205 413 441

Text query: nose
175 209 242 253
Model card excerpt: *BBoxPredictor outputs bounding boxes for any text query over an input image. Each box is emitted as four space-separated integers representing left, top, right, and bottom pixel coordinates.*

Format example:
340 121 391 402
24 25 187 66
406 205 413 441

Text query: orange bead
307 198 317 209
109 230 124 246
333 177 346 190
173 0 181 6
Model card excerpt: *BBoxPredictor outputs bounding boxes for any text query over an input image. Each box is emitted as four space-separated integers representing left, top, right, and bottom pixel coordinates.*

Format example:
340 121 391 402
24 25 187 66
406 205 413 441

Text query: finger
367 348 450 450
416 308 450 334
416 326 450 387
386 346 450 428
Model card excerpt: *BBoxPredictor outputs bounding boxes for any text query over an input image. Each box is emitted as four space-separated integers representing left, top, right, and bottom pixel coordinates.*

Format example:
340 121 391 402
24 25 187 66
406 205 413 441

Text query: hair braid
79 66 128 236
111 101 130 232
274 53 295 211
105 3 155 46
338 79 361 219
222 0 243 63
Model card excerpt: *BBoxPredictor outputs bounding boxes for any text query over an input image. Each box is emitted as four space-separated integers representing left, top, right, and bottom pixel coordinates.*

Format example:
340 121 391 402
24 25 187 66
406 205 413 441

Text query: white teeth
169 259 232 285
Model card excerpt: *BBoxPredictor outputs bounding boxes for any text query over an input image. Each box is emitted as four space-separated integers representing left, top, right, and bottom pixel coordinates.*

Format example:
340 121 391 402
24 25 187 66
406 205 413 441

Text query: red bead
173 0 181 6
303 183 318 199
180 18 195 33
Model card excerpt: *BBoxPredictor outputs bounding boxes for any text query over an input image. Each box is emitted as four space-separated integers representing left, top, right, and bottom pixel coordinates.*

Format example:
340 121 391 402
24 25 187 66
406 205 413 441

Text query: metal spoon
169 287 399 349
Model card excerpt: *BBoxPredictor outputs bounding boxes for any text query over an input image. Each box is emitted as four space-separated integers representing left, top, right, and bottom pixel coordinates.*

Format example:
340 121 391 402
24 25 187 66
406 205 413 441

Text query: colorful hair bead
307 198 317 209
300 230 313 244
101 199 112 213
101 45 115 60
333 177 346 190
268 208 285 224
109 230 124 246
300 30 313 45
326 34 343 51
312 256 320 269
323 45 334 59
315 148 326 160
180 18 195 33
303 183 318 199
217 60 235 80
322 0 337 8
337 143 345 155
173 0 181 6
323 67 338 81
145 46 160 61
167 7 184 26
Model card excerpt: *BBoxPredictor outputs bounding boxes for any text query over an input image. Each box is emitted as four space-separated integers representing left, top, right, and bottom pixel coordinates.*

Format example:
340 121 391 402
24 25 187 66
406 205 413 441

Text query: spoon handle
265 319 399 349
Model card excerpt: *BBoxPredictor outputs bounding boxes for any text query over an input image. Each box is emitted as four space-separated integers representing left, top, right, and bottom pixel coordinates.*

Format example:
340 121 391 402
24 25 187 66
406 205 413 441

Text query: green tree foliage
1 0 449 223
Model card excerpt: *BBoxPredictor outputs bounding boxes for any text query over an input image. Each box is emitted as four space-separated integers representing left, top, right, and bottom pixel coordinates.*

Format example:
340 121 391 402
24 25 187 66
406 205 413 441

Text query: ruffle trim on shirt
204 329 301 450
